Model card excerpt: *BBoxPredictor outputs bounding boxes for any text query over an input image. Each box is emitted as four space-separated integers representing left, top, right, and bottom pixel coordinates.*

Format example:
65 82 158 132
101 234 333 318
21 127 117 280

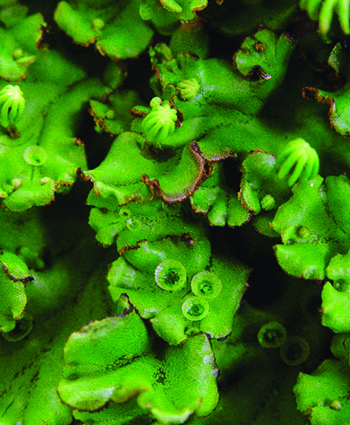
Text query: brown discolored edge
191 205 210 215
249 148 267 154
237 188 247 210
302 86 325 103
170 96 184 126
284 31 296 43
159 0 208 16
3 73 28 83
159 0 174 11
81 171 151 205
96 44 107 58
129 108 147 118
1 263 34 284
216 331 232 342
191 4 208 15
141 141 209 204
188 52 200 60
37 23 50 50
302 86 336 128
88 107 114 137
177 18 202 32
232 51 240 69
55 181 74 189
117 293 135 317
80 171 93 184
181 232 195 245
195 140 235 163
83 38 98 47
118 241 144 256
75 138 85 147
216 0 224 4
232 44 255 81
254 40 265 53
119 192 152 207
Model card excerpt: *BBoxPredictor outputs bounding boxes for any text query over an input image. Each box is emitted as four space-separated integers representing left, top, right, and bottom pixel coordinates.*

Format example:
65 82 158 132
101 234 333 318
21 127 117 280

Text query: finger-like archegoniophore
277 138 319 186
142 97 178 145
0 85 25 130
177 78 200 100
300 0 350 34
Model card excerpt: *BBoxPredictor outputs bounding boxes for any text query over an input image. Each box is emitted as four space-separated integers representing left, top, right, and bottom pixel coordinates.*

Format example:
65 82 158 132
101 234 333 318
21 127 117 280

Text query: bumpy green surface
0 49 109 211
58 296 219 424
0 250 30 332
0 1 45 81
3 0 350 424
295 359 350 424
54 0 154 59
272 175 350 280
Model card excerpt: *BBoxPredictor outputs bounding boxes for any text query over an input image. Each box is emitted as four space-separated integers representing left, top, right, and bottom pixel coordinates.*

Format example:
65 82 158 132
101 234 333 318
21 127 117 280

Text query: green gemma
257 321 287 348
155 259 187 291
191 271 222 299
182 296 209 321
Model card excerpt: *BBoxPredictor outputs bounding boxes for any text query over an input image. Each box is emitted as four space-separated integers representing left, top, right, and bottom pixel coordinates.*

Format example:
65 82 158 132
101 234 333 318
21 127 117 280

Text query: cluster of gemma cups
154 259 222 321
257 321 310 366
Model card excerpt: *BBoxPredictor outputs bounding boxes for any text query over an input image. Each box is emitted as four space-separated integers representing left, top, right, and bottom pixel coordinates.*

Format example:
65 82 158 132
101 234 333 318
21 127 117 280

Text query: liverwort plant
2 0 350 424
